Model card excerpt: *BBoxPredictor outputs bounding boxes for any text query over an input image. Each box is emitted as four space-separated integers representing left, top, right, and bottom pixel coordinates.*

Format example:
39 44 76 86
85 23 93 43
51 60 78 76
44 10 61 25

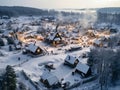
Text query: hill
0 6 55 17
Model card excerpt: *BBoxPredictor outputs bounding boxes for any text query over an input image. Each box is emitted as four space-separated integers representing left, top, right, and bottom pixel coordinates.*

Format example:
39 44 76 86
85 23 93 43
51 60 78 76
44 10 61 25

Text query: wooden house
46 24 62 46
75 62 91 78
25 44 43 55
46 32 62 46
40 72 59 88
64 55 79 67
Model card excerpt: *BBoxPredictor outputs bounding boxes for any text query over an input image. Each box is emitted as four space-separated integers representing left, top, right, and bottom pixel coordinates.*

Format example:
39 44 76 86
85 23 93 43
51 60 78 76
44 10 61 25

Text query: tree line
88 48 120 90
0 6 80 17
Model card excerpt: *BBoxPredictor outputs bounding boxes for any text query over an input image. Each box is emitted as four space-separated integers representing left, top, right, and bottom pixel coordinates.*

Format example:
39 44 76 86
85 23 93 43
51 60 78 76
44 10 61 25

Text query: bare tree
88 48 115 90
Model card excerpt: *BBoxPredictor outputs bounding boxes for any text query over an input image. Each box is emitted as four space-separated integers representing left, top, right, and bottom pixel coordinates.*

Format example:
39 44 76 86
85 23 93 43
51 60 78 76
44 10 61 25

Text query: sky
0 0 120 9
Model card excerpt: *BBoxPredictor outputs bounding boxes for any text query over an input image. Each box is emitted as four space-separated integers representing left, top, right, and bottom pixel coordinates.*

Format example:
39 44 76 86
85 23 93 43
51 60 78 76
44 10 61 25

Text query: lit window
37 49 40 53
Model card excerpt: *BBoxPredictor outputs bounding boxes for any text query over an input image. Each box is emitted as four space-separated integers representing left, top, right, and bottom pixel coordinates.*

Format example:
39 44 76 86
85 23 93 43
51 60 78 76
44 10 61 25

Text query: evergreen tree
0 38 4 46
2 65 16 90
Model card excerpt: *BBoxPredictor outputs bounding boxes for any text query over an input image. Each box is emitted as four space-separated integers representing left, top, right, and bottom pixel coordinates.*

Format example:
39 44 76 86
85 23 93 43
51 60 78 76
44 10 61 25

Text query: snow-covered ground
0 43 91 90
0 14 120 90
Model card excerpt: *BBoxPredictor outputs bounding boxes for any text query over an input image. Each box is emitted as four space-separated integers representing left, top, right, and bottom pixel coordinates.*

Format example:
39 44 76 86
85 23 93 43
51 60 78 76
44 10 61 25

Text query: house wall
35 48 43 55
40 78 50 87
64 59 79 68
64 61 75 68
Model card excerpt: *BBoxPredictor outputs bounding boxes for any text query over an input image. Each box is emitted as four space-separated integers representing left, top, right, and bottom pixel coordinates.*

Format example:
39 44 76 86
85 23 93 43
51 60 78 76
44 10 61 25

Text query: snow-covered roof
47 75 59 86
94 39 101 45
41 71 59 86
41 71 52 80
47 32 57 40
89 30 98 35
16 44 21 49
3 31 12 36
82 36 88 42
65 55 77 64
76 62 89 74
14 40 20 45
54 38 61 41
26 44 39 53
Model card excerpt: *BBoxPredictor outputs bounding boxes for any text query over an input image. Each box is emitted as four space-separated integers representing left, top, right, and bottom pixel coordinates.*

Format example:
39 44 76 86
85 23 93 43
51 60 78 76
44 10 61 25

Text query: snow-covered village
0 0 120 90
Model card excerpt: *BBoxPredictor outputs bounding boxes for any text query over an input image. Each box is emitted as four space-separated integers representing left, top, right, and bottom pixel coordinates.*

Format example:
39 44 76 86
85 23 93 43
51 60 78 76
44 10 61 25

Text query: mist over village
0 0 120 90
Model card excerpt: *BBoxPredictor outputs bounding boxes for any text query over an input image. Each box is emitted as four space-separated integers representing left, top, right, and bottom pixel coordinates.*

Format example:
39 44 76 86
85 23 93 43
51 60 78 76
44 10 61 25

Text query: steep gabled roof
47 32 61 41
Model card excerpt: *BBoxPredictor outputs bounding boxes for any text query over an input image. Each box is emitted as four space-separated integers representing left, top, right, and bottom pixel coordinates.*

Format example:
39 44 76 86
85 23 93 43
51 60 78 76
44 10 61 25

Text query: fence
21 70 42 90
65 75 98 90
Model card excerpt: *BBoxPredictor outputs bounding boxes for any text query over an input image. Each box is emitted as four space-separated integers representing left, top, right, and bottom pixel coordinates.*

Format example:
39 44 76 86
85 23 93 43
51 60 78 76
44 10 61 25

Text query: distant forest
0 6 59 17
0 6 80 17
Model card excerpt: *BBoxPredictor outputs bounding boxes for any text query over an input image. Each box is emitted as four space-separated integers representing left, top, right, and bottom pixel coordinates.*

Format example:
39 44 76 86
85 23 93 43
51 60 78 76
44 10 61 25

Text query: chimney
55 24 59 32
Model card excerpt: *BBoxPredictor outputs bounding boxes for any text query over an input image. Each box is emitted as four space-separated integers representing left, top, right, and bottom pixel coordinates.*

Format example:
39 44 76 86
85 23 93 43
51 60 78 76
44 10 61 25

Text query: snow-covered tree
0 38 4 46
108 34 120 48
88 48 115 90
2 65 16 90
111 49 120 85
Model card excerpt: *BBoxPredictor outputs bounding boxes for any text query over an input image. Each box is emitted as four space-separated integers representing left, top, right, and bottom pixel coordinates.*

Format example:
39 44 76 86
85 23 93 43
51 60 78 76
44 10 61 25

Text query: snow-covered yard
0 42 90 89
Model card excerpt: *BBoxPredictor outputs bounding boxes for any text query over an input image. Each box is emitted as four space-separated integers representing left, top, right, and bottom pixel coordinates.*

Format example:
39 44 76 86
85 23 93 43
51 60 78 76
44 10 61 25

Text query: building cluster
40 54 91 88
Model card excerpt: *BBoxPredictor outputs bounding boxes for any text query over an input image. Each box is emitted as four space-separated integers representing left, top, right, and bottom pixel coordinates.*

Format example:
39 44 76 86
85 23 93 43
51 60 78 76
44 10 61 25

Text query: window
37 49 40 53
